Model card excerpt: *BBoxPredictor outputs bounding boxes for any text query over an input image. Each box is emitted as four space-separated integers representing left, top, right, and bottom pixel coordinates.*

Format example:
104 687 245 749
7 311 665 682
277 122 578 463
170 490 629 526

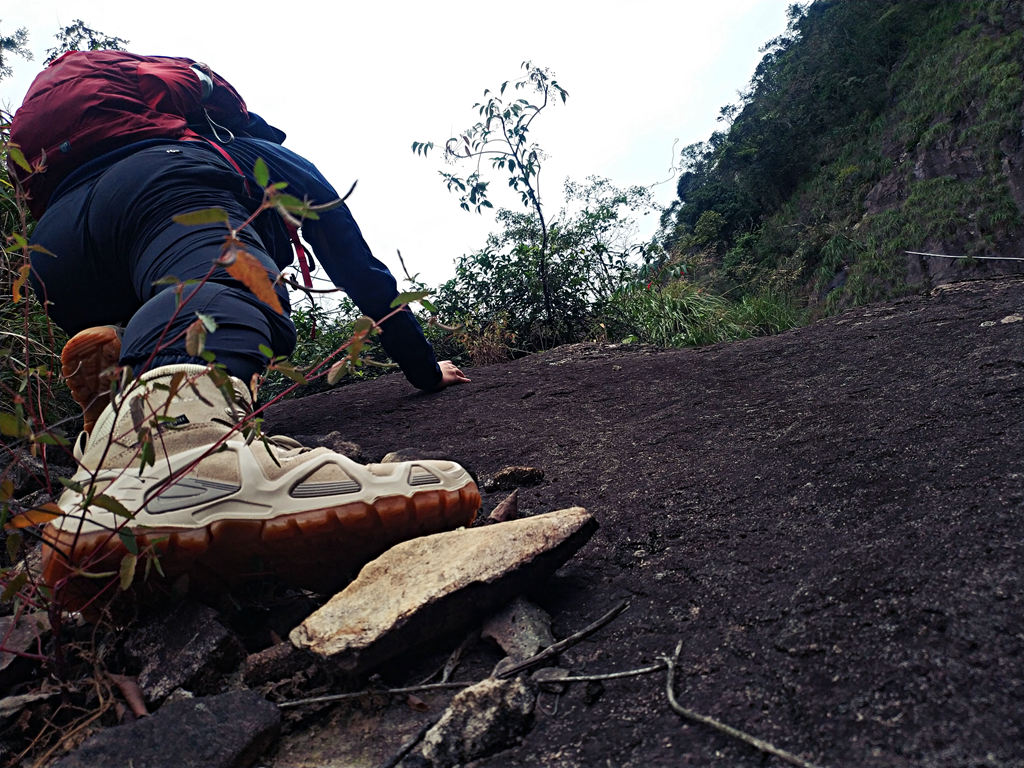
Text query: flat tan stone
290 507 596 674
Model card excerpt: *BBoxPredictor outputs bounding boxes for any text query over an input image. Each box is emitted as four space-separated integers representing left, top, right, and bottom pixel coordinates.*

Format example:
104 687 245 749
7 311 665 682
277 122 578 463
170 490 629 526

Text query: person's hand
437 360 471 388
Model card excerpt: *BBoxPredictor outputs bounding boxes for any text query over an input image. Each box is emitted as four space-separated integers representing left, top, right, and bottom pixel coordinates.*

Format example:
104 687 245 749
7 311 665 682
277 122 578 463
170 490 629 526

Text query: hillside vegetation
660 0 1024 312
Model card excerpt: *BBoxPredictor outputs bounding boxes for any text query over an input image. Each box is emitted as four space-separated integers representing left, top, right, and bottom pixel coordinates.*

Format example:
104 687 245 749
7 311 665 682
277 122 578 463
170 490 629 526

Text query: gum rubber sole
61 326 122 434
41 483 481 612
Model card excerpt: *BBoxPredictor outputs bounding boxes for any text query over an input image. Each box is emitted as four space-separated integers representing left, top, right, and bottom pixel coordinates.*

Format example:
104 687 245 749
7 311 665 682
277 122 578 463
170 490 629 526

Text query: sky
1 1 793 288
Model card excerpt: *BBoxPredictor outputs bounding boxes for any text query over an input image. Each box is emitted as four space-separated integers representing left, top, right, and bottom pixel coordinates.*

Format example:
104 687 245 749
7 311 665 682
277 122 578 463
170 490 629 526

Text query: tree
436 177 658 350
45 19 128 63
0 22 31 80
413 61 567 322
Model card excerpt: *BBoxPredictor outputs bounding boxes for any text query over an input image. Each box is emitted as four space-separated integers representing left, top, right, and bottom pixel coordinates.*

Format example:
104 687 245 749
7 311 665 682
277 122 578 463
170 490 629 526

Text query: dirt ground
263 276 1024 768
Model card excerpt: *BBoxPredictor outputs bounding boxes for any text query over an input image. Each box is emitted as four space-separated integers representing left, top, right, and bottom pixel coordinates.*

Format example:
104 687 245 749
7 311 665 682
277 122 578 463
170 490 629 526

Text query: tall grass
607 282 805 348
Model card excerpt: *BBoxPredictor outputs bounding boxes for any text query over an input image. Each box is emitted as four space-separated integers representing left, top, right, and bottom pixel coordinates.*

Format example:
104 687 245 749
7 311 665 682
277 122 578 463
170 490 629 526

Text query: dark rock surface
123 602 245 704
265 277 1024 767
50 690 280 768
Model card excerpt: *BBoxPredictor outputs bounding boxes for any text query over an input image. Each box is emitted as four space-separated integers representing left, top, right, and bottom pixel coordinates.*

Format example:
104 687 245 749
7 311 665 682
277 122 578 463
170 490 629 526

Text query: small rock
290 507 597 675
980 321 996 327
418 677 536 768
0 612 49 688
482 597 554 662
1000 314 1022 324
381 448 459 464
123 602 245 704
290 431 366 463
50 689 280 768
483 466 545 492
485 489 519 524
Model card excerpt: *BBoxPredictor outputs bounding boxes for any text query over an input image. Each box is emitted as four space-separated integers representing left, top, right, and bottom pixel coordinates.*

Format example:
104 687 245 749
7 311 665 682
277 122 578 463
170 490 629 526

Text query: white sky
1 1 791 287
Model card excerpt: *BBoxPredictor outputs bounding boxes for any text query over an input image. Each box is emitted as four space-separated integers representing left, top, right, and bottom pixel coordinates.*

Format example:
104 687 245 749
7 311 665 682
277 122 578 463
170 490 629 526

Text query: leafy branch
413 61 568 322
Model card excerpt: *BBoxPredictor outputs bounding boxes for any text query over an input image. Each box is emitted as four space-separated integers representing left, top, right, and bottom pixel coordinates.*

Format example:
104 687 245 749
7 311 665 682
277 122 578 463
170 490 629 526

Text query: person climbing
9 50 479 610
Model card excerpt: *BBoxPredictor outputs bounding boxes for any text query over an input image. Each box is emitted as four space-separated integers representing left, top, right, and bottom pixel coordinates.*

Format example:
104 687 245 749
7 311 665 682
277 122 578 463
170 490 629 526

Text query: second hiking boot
60 325 123 434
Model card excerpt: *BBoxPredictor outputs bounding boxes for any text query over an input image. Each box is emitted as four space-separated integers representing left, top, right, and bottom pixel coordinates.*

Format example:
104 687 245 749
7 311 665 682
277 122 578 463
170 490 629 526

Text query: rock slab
290 507 597 674
50 689 280 768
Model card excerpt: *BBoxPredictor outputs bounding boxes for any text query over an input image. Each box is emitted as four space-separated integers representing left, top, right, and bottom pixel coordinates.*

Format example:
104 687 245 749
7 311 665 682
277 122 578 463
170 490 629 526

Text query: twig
535 660 667 685
906 250 1024 262
278 680 473 709
496 600 629 679
662 642 824 768
376 716 441 768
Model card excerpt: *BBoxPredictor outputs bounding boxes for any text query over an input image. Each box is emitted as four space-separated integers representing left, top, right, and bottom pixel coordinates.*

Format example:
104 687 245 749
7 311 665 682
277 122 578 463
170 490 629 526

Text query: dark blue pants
31 137 441 390
30 141 295 382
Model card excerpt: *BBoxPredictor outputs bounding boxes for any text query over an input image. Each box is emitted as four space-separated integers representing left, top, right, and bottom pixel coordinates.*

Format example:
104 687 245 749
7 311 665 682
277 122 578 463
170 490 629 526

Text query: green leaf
0 413 30 438
118 528 139 555
91 493 133 519
119 553 137 590
1 571 27 602
172 208 230 226
420 299 437 313
352 315 375 336
390 290 432 308
258 344 274 358
7 144 32 172
32 432 71 447
196 312 218 332
6 531 23 563
253 158 270 188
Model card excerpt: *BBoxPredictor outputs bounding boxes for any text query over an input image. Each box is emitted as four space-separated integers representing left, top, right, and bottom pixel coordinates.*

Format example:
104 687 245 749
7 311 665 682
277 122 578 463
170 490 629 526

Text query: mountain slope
265 276 1024 767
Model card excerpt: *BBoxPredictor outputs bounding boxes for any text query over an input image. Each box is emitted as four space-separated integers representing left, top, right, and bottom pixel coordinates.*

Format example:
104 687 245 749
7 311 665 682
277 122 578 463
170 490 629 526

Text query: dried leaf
0 479 13 501
119 553 137 591
185 317 206 357
222 248 284 315
327 360 350 385
4 503 62 530
11 264 30 303
406 694 430 712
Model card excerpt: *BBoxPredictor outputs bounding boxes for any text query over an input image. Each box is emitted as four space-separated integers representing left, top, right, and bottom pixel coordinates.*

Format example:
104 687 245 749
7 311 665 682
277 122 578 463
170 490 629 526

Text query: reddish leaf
222 248 284 315
4 503 62 530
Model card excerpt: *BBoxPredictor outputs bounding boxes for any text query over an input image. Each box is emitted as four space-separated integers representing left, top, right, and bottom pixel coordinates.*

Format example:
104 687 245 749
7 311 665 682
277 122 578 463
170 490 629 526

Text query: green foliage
435 177 660 351
0 22 31 79
415 61 567 321
44 19 129 63
661 0 1024 311
607 281 805 348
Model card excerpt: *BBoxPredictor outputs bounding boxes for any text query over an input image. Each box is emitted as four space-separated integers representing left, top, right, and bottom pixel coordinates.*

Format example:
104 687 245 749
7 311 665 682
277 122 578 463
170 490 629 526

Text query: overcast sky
1 1 792 288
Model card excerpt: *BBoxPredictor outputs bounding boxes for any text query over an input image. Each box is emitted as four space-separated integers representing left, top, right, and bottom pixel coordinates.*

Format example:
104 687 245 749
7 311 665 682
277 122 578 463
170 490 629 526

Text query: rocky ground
3 276 1023 767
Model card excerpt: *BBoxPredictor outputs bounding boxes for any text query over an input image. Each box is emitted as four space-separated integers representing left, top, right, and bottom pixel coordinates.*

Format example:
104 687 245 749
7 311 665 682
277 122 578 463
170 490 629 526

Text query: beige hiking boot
60 325 123 434
41 364 480 611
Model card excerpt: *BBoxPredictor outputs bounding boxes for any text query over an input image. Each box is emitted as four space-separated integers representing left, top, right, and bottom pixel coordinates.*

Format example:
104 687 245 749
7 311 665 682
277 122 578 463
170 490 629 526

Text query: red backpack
10 50 250 219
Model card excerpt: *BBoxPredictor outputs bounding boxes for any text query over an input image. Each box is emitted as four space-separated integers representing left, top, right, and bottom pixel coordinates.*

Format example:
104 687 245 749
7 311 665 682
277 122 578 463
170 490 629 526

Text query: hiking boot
61 325 123 434
41 364 481 611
